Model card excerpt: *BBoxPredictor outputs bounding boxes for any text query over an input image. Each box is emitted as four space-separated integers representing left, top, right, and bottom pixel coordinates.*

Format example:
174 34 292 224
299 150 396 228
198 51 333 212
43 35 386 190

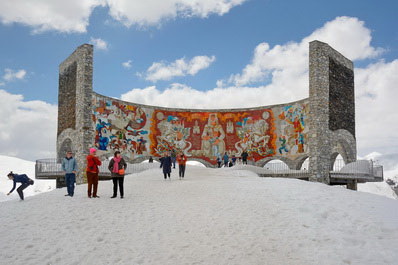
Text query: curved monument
57 41 356 185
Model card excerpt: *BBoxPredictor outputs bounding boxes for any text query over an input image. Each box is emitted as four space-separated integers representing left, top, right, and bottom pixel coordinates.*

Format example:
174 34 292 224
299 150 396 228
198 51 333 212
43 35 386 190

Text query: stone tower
308 40 356 184
57 44 94 184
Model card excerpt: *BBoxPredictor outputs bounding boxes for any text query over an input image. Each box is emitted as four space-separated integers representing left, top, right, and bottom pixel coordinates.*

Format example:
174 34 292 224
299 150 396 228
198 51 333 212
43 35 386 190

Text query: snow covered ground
1 165 397 265
0 155 55 202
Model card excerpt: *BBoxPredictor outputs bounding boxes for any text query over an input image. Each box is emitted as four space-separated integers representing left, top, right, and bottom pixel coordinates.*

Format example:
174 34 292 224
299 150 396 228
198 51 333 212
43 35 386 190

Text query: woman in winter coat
86 148 102 198
6 171 34 200
108 151 127 199
176 153 187 179
160 152 172 180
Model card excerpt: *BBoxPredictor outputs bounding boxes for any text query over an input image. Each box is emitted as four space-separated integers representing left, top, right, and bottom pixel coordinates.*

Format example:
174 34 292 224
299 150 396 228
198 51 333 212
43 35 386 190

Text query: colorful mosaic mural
92 95 309 165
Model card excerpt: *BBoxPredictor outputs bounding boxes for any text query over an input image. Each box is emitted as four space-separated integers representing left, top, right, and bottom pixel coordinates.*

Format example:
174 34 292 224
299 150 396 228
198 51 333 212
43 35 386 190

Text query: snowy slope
1 166 397 265
0 155 55 202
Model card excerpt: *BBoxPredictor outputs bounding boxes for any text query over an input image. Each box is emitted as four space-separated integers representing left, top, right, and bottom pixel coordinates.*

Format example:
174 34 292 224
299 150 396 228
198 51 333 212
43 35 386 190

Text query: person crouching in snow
86 148 102 198
160 152 172 180
177 153 187 179
6 172 34 200
108 151 127 199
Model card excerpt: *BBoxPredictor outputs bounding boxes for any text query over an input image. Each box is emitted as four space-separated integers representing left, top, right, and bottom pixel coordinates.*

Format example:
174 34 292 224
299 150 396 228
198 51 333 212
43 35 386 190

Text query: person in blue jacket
6 172 34 200
61 150 78 197
160 152 172 180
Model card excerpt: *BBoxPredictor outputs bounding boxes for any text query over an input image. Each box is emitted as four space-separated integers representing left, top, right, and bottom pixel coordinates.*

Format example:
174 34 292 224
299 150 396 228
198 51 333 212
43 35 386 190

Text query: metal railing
35 158 160 178
233 159 383 182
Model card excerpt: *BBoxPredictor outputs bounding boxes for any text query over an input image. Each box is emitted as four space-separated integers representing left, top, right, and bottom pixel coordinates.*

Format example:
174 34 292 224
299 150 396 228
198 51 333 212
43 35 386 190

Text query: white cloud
90 37 109 50
144 55 216 82
355 59 398 155
0 0 103 33
105 0 247 27
121 83 302 109
0 89 57 161
3 68 27 82
228 16 383 87
121 16 397 157
122 60 133 69
0 0 246 33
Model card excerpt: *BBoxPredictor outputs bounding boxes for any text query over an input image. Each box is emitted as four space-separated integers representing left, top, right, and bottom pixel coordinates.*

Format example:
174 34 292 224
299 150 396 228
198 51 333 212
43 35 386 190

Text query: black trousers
179 165 186 178
112 177 124 197
17 183 30 200
164 172 170 179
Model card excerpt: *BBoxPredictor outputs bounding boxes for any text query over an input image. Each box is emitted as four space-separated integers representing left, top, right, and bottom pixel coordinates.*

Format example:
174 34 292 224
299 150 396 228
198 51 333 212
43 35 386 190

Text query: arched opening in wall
299 157 309 170
187 161 206 167
58 138 73 162
263 159 289 171
331 153 345 171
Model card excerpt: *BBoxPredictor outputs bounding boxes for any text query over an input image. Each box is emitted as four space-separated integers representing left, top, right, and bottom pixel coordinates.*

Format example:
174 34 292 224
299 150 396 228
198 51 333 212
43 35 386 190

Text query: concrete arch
57 128 79 161
294 155 310 170
256 156 295 169
331 129 356 164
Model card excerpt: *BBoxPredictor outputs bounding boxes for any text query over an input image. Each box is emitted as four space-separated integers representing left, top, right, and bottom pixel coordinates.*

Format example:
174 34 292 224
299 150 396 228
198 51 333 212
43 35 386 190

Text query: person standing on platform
241 150 249 165
160 152 172 180
171 149 177 169
177 153 187 179
86 148 102 198
223 152 229 167
216 155 222 168
108 151 127 199
62 151 77 197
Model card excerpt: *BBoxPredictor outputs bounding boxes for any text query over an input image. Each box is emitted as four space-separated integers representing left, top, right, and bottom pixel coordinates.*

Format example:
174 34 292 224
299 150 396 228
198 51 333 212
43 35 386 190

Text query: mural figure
278 136 289 154
93 98 150 159
193 120 200 134
278 105 308 155
226 120 234 134
235 112 274 157
155 114 192 156
201 113 225 158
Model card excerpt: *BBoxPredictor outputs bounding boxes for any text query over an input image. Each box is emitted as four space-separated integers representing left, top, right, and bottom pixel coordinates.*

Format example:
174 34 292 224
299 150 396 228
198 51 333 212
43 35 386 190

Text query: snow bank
0 155 55 202
1 165 397 265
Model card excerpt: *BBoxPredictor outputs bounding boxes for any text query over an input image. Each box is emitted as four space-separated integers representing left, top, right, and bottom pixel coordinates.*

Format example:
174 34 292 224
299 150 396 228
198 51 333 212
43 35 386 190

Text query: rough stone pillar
308 40 354 184
57 44 94 184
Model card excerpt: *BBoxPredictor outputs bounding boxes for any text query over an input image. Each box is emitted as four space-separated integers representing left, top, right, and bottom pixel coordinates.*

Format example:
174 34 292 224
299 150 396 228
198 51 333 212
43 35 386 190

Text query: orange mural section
150 109 276 165
92 95 309 166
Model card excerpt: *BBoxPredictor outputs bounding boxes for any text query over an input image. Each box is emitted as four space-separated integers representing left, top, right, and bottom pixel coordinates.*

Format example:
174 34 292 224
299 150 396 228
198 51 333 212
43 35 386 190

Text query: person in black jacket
241 150 249 165
108 151 127 199
6 172 34 200
160 152 172 180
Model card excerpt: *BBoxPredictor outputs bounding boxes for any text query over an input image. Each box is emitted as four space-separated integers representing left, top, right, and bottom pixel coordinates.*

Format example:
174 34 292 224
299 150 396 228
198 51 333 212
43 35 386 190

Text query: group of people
6 148 190 201
216 150 249 168
160 151 187 180
80 148 127 199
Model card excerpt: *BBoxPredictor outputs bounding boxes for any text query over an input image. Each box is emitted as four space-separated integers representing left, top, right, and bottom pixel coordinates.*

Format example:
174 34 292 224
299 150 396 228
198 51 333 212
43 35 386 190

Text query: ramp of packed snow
1 166 397 265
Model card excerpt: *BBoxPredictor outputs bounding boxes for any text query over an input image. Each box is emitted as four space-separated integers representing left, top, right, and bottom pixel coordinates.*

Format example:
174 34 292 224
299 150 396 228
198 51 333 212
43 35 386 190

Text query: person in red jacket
86 148 102 198
176 153 187 179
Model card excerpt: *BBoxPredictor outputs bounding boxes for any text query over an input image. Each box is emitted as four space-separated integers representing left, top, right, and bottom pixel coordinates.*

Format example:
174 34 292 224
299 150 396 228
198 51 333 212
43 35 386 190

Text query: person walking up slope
108 151 127 199
6 172 34 200
223 152 229 167
86 148 102 198
177 153 187 179
160 152 172 180
62 151 77 197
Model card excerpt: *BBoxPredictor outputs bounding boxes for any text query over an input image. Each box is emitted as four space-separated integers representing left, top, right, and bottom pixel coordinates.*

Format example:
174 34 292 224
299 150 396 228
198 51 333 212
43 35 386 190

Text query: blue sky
0 0 397 160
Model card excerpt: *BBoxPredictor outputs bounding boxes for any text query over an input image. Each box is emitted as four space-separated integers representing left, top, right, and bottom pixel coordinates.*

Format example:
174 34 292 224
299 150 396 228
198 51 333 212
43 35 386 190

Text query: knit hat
89 148 97 154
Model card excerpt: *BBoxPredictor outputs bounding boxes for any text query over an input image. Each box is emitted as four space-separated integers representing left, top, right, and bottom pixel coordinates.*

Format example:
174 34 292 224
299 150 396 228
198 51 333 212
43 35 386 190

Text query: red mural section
150 109 276 165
